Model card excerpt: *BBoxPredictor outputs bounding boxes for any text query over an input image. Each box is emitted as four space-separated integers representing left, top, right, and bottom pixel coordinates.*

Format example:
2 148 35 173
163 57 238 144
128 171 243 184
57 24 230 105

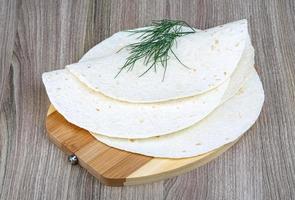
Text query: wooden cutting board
46 105 239 186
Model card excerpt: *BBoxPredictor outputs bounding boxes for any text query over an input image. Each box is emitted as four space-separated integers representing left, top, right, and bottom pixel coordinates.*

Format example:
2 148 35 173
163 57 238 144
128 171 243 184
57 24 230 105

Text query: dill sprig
115 19 195 80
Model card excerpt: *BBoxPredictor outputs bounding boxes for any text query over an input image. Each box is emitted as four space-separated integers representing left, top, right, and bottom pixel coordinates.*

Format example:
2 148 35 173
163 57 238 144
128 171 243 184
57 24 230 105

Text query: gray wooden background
0 0 294 199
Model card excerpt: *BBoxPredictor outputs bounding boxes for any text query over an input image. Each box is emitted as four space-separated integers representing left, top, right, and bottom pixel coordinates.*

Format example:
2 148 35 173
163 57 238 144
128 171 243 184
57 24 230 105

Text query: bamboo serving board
46 105 239 186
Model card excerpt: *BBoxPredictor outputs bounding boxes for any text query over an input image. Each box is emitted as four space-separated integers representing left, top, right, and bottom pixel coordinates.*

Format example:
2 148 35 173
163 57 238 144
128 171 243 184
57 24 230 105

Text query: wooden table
0 0 294 199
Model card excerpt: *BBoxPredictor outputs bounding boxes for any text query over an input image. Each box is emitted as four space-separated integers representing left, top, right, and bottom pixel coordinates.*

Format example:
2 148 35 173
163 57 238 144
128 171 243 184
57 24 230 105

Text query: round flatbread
80 23 254 104
42 28 253 139
92 69 264 158
42 70 229 138
67 20 248 103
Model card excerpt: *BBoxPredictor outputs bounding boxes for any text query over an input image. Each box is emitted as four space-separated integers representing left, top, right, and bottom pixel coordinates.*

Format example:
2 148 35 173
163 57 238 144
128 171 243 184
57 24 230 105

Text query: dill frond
115 19 195 80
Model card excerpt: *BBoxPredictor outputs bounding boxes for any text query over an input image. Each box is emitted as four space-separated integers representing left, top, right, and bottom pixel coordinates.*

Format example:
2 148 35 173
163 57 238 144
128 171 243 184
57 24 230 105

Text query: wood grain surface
0 0 294 199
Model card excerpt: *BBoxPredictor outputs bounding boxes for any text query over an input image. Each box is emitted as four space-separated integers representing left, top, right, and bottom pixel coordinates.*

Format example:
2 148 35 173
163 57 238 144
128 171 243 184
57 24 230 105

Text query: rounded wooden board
46 105 239 186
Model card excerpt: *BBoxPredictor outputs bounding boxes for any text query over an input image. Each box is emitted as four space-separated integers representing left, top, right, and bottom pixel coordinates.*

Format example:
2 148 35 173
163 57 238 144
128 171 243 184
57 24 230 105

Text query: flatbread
67 20 248 103
42 70 229 138
92 68 264 158
42 32 253 139
79 24 254 104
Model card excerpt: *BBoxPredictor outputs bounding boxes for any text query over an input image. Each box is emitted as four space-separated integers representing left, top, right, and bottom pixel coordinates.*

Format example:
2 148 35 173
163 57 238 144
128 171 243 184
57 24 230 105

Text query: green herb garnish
115 19 196 80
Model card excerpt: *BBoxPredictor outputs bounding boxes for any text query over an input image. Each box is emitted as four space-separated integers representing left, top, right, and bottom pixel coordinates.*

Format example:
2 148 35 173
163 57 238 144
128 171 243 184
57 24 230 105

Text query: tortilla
79 25 254 103
42 70 229 138
42 31 253 139
43 42 254 139
67 20 249 103
92 68 264 158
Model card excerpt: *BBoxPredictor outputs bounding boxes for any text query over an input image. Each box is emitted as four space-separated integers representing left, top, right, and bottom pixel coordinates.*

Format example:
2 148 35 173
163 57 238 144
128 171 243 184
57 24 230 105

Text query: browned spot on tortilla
237 87 245 95
129 139 135 142
96 108 100 111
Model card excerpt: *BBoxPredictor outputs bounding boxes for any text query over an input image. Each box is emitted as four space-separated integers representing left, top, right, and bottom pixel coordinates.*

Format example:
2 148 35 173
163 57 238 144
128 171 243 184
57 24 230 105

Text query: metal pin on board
68 154 78 165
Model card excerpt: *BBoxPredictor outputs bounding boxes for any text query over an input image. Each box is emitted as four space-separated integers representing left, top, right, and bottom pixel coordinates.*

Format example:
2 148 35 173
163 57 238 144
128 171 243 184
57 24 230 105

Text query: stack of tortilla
43 19 264 158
